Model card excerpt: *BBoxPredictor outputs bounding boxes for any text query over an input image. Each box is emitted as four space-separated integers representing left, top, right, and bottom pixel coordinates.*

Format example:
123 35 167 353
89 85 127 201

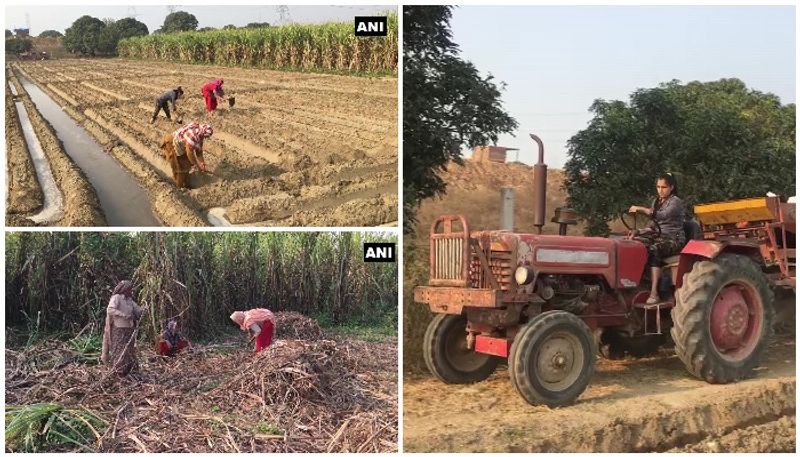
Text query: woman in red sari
230 309 276 352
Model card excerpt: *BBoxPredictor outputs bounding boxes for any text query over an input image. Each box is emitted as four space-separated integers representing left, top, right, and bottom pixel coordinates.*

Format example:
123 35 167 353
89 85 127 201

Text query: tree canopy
64 16 148 56
245 22 271 29
5 38 33 54
403 6 518 233
5 29 12 38
64 15 106 55
38 30 64 38
111 17 149 41
564 78 796 235
160 11 199 34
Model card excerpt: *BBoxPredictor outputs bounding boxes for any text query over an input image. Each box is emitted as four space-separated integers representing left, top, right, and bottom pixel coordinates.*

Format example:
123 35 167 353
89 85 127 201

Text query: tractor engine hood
472 230 648 290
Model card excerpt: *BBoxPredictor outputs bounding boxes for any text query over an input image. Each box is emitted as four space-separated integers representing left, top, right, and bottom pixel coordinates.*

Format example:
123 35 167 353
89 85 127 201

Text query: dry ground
404 331 795 452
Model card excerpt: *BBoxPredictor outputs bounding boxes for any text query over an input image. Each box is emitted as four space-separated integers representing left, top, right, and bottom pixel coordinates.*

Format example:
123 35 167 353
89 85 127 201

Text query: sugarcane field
5 232 398 452
5 9 397 227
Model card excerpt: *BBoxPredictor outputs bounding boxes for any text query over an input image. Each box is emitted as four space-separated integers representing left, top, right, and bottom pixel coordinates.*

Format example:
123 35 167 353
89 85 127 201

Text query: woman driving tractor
627 172 686 304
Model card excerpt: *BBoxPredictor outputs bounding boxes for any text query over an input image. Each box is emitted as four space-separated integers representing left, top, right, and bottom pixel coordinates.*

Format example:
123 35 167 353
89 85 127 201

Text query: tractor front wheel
423 314 499 384
671 253 774 383
509 311 596 407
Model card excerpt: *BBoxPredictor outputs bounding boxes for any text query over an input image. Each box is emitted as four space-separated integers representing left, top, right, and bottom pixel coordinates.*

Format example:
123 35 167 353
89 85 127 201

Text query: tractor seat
664 220 703 266
683 219 703 242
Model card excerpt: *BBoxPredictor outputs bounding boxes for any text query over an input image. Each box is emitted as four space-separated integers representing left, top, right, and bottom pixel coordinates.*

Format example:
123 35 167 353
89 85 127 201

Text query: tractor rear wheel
509 311 595 407
671 253 774 383
423 314 499 384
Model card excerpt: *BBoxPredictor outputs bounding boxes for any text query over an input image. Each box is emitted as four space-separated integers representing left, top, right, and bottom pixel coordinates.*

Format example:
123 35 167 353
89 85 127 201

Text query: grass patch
253 421 283 436
312 309 396 342
68 334 102 364
325 321 396 342
5 403 107 452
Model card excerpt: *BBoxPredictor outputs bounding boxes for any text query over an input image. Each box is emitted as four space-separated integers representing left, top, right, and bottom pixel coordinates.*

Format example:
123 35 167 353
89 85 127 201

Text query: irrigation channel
9 82 63 224
18 76 160 226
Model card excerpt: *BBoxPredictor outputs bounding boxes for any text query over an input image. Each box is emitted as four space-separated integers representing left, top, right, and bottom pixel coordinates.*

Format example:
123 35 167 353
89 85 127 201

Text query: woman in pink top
230 308 276 352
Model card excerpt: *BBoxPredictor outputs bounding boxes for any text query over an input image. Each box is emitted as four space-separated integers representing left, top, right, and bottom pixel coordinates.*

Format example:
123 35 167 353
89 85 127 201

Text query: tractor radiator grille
433 237 465 281
470 249 513 290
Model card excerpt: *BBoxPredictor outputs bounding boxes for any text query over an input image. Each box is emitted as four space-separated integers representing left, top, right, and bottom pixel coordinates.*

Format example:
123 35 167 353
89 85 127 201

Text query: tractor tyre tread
509 310 596 407
423 314 498 384
671 253 774 383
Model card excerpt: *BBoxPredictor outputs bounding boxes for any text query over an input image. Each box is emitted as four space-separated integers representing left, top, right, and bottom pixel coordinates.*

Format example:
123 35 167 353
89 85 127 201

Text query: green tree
198 26 216 32
5 29 12 38
564 78 796 235
403 6 518 233
110 17 149 40
95 19 119 55
160 11 199 33
245 22 271 29
38 30 63 38
222 24 237 30
5 38 33 54
64 15 106 56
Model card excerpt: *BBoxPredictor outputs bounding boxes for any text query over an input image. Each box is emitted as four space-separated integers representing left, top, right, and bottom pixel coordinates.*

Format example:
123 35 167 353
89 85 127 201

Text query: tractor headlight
515 266 535 285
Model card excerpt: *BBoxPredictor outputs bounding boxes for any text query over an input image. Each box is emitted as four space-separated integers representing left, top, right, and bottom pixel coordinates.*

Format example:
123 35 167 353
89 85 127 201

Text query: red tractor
414 134 796 407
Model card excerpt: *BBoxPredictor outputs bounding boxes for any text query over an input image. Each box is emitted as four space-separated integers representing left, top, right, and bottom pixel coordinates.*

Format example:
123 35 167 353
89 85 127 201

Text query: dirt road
403 332 795 452
11 59 397 226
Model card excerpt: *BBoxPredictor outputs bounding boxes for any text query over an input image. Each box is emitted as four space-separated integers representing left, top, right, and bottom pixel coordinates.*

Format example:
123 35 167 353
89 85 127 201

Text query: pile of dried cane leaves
5 313 397 452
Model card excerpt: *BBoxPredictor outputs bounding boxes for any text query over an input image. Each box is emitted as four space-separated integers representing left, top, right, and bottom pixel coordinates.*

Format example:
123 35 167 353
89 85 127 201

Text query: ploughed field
10 59 397 227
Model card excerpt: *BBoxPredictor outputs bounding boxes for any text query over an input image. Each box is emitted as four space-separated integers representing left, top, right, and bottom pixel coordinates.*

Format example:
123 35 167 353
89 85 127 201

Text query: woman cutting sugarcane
101 280 147 376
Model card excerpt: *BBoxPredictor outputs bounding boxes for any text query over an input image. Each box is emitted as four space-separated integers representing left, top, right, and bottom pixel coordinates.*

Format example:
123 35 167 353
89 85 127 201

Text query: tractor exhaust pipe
530 133 546 234
500 187 514 230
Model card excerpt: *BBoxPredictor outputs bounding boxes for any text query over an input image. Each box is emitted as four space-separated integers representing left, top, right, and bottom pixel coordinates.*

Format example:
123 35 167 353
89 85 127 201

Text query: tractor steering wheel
620 210 662 237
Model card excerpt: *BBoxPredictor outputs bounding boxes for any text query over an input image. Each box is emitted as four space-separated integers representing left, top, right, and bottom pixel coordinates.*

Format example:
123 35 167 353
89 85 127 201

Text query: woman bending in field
230 308 276 353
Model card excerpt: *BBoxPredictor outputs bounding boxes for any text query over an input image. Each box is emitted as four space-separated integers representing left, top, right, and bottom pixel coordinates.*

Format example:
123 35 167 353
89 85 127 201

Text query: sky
5 5 395 34
450 6 796 169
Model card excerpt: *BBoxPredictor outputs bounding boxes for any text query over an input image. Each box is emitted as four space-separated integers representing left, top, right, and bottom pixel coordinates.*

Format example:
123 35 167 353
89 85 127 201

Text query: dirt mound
414 160 574 245
6 335 396 452
5 81 44 221
671 415 796 453
274 311 324 340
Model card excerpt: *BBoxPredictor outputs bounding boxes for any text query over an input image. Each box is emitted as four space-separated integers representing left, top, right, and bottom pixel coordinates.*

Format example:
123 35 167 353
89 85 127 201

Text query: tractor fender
675 240 762 288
